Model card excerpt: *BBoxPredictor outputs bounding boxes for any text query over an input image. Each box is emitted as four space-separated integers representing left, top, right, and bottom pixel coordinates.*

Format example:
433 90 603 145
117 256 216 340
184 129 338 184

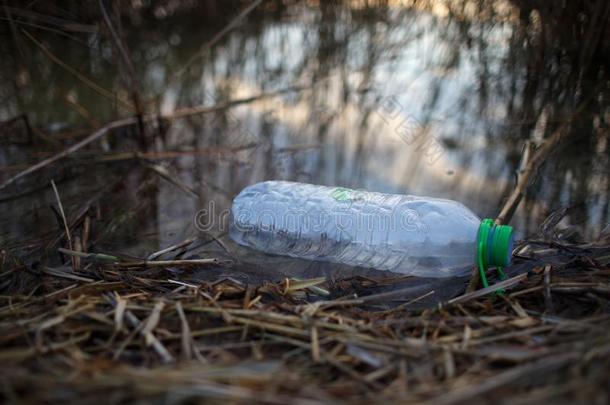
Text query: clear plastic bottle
229 181 513 277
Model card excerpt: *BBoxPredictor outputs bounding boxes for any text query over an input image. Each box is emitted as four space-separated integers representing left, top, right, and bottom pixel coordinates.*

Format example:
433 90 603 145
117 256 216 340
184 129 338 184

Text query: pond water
0 1 608 283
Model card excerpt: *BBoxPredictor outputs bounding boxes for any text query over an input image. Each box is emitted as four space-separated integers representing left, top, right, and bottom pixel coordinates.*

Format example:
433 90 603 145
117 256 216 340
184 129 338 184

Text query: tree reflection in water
0 0 608 261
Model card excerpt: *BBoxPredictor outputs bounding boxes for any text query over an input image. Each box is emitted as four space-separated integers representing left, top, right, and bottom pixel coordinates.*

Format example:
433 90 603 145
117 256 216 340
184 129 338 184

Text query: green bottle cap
477 219 514 271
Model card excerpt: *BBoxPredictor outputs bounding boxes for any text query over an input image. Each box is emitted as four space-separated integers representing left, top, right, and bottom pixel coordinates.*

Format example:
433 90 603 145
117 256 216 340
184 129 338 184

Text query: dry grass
1 240 609 404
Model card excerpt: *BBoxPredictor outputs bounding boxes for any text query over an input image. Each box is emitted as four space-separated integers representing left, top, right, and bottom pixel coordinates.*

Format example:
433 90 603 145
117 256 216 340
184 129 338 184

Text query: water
0 1 608 282
230 181 483 277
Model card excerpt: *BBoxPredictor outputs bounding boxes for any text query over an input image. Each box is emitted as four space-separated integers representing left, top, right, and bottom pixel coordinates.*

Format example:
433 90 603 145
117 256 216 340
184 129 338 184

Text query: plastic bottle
229 181 513 277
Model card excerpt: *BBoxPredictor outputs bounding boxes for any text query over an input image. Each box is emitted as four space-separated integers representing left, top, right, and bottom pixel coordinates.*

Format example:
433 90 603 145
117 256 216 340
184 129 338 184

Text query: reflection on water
0 0 608 276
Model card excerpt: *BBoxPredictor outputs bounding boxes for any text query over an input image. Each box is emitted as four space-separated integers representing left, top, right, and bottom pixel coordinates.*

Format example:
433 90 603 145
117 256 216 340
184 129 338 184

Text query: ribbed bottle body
230 181 480 277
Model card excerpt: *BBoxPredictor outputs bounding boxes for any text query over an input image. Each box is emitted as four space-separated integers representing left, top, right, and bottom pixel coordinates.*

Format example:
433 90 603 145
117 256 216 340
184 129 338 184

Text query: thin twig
543 265 555 314
171 0 264 81
116 258 222 268
147 238 196 261
0 87 301 192
21 29 133 109
51 180 75 270
447 273 528 305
